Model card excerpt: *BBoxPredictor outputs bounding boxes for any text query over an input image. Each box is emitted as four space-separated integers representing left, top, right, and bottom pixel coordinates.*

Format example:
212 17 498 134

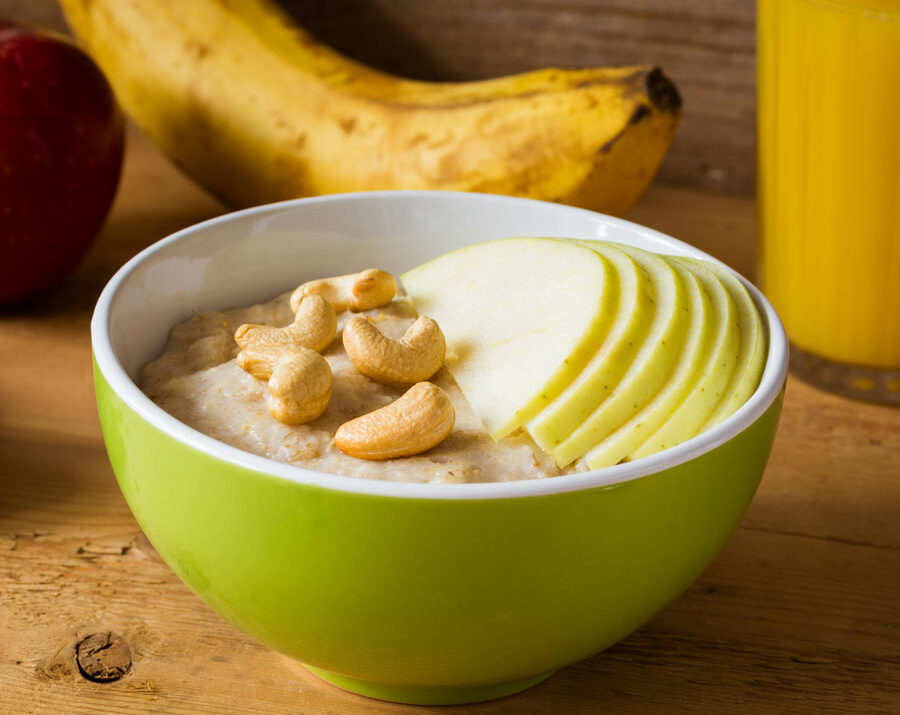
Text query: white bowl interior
94 191 788 498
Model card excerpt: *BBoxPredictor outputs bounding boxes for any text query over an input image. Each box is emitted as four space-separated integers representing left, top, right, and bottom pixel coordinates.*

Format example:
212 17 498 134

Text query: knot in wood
75 632 132 683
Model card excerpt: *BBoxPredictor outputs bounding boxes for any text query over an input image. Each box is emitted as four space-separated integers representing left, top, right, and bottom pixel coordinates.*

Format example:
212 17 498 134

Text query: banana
59 0 681 214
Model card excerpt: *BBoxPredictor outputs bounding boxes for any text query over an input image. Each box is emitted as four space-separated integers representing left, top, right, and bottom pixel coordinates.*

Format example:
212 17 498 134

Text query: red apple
0 20 124 305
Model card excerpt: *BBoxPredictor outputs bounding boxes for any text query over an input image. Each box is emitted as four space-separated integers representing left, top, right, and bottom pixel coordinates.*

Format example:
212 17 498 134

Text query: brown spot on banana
184 38 210 60
646 67 683 113
599 105 652 155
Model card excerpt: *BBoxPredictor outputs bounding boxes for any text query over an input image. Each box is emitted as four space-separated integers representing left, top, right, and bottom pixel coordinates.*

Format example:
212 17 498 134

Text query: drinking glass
758 0 900 403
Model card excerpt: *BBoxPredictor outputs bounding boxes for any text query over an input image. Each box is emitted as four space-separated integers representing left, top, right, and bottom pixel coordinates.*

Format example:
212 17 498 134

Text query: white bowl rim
92 190 788 501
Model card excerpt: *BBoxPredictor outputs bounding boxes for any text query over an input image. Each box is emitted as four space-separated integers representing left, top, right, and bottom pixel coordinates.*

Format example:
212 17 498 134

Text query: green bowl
91 191 787 705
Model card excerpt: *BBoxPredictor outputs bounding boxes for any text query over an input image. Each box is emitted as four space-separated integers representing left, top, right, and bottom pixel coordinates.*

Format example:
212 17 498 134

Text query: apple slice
527 242 655 451
582 259 715 468
691 259 767 430
627 258 740 461
401 237 617 439
549 244 691 467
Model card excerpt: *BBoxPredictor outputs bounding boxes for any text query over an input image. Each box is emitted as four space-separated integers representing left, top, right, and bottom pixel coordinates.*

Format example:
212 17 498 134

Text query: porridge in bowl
142 238 765 484
141 285 568 484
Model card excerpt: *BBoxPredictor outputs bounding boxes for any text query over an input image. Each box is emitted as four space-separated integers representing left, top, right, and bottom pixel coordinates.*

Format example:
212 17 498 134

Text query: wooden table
2 127 899 715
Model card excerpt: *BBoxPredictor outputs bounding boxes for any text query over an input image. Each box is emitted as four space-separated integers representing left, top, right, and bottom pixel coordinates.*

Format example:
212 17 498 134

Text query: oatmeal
141 292 574 484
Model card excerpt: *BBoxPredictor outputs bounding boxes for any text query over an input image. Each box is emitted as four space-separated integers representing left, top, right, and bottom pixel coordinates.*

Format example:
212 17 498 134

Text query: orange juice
758 0 900 390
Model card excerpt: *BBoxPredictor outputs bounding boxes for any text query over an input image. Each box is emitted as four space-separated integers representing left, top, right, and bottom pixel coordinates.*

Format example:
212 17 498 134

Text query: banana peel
60 0 681 215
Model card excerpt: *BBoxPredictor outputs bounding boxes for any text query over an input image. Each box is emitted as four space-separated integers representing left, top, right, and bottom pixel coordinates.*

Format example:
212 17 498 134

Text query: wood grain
0 0 757 194
2 122 899 714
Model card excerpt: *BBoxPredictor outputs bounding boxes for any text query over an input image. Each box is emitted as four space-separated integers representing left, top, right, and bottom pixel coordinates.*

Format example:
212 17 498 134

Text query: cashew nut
343 315 446 386
335 381 455 460
237 345 332 425
234 295 336 353
290 268 397 314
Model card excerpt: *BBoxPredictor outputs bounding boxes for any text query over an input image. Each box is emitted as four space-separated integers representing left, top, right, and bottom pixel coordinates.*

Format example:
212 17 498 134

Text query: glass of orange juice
758 0 900 404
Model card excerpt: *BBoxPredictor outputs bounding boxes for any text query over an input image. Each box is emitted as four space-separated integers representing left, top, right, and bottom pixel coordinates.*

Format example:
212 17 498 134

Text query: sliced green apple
527 242 655 452
582 259 715 469
401 237 618 439
549 244 691 468
628 258 740 461
691 259 767 429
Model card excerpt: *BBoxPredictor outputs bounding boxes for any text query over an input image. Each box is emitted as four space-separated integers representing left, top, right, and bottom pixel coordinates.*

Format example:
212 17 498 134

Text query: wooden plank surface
2 123 899 714
1 0 756 194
